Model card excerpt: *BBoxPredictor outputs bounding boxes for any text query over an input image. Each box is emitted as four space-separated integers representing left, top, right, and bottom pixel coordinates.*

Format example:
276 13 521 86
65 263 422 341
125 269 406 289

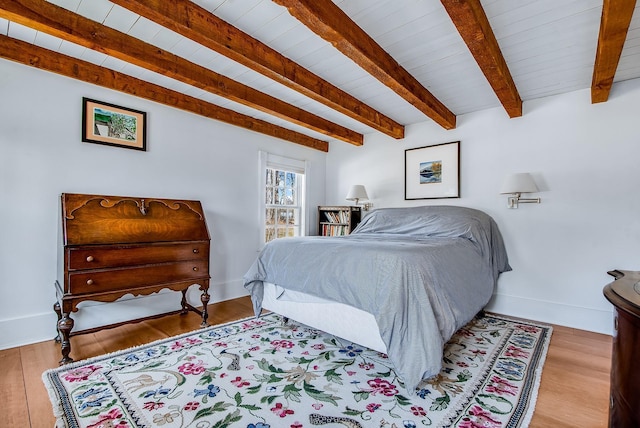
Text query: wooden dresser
603 270 640 428
54 193 211 364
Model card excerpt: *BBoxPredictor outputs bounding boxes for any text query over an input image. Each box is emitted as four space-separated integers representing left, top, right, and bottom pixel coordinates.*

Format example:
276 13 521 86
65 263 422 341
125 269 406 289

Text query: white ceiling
2 0 639 143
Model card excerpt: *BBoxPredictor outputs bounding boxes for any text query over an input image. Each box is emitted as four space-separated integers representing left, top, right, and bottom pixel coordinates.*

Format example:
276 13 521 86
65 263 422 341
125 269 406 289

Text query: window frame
258 151 308 248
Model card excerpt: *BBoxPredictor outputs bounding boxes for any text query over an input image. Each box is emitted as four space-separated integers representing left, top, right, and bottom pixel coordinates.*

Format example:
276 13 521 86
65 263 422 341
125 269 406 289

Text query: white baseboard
0 280 249 350
2 288 612 350
486 293 614 336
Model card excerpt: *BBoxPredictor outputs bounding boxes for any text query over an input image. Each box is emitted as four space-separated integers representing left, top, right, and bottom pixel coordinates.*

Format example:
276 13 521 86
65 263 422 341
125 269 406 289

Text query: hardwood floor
1 297 611 427
530 324 612 428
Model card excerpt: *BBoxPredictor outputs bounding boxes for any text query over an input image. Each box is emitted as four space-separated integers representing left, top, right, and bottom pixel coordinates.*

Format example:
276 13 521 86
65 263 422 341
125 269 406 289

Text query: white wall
0 59 327 349
326 79 640 335
3 58 638 349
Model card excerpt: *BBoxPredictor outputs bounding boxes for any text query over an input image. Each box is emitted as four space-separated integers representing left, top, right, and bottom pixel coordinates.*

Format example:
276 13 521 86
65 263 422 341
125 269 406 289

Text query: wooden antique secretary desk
54 193 211 364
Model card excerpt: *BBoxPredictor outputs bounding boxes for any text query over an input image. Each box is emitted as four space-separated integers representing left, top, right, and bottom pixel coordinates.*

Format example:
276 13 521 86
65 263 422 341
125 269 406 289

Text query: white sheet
261 282 387 353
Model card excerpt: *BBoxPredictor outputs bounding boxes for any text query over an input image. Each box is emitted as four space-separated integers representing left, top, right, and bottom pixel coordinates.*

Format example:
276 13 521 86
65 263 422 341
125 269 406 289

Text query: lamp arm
518 197 541 203
507 192 541 208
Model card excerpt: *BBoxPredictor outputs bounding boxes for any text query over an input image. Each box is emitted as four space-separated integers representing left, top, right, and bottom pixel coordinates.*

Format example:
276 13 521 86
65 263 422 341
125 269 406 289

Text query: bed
243 205 511 392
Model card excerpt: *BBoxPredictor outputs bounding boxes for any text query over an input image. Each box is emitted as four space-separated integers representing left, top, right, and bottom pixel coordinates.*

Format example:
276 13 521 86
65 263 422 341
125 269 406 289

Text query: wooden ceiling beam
0 35 328 151
110 0 404 140
272 0 456 130
441 0 522 118
0 0 361 146
591 0 637 103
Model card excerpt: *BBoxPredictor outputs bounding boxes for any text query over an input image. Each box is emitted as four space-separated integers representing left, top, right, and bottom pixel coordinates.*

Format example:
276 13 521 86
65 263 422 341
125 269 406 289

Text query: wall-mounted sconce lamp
346 184 372 211
500 173 541 209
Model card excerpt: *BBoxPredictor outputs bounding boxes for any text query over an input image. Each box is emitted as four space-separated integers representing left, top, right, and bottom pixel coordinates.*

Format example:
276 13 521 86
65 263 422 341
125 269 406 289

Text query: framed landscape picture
405 141 460 199
82 98 147 151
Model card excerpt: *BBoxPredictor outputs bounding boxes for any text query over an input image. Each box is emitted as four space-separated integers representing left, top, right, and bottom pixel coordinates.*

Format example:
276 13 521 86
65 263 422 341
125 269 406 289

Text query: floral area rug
43 312 551 428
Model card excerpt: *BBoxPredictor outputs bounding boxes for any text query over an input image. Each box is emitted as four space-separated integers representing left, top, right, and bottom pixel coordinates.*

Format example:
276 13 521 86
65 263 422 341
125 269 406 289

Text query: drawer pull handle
86 256 94 262
86 279 94 285
193 249 199 254
193 267 199 272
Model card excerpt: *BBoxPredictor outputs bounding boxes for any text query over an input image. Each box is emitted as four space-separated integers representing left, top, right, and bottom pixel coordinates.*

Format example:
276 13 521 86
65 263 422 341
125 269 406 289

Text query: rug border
483 312 553 428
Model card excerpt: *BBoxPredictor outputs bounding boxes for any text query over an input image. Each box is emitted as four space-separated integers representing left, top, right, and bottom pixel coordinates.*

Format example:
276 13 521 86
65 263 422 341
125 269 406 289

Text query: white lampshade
346 184 369 202
500 173 539 194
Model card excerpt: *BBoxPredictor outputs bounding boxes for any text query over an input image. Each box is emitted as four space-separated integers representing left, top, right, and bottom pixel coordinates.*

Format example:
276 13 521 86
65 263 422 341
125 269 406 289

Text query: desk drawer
68 242 209 270
67 260 209 294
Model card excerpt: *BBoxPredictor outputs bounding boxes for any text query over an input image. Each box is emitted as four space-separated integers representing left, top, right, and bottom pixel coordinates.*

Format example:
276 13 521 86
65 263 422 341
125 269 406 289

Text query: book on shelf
322 224 348 236
323 211 347 224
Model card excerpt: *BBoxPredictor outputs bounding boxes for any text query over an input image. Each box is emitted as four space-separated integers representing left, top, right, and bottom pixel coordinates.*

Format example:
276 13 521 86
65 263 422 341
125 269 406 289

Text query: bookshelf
318 205 362 236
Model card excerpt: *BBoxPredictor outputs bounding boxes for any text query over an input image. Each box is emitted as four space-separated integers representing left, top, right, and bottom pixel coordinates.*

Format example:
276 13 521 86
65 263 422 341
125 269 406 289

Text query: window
259 152 307 245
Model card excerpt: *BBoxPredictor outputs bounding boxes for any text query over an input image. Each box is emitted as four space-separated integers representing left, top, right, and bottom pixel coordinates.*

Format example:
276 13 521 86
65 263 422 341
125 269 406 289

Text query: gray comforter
243 205 511 393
